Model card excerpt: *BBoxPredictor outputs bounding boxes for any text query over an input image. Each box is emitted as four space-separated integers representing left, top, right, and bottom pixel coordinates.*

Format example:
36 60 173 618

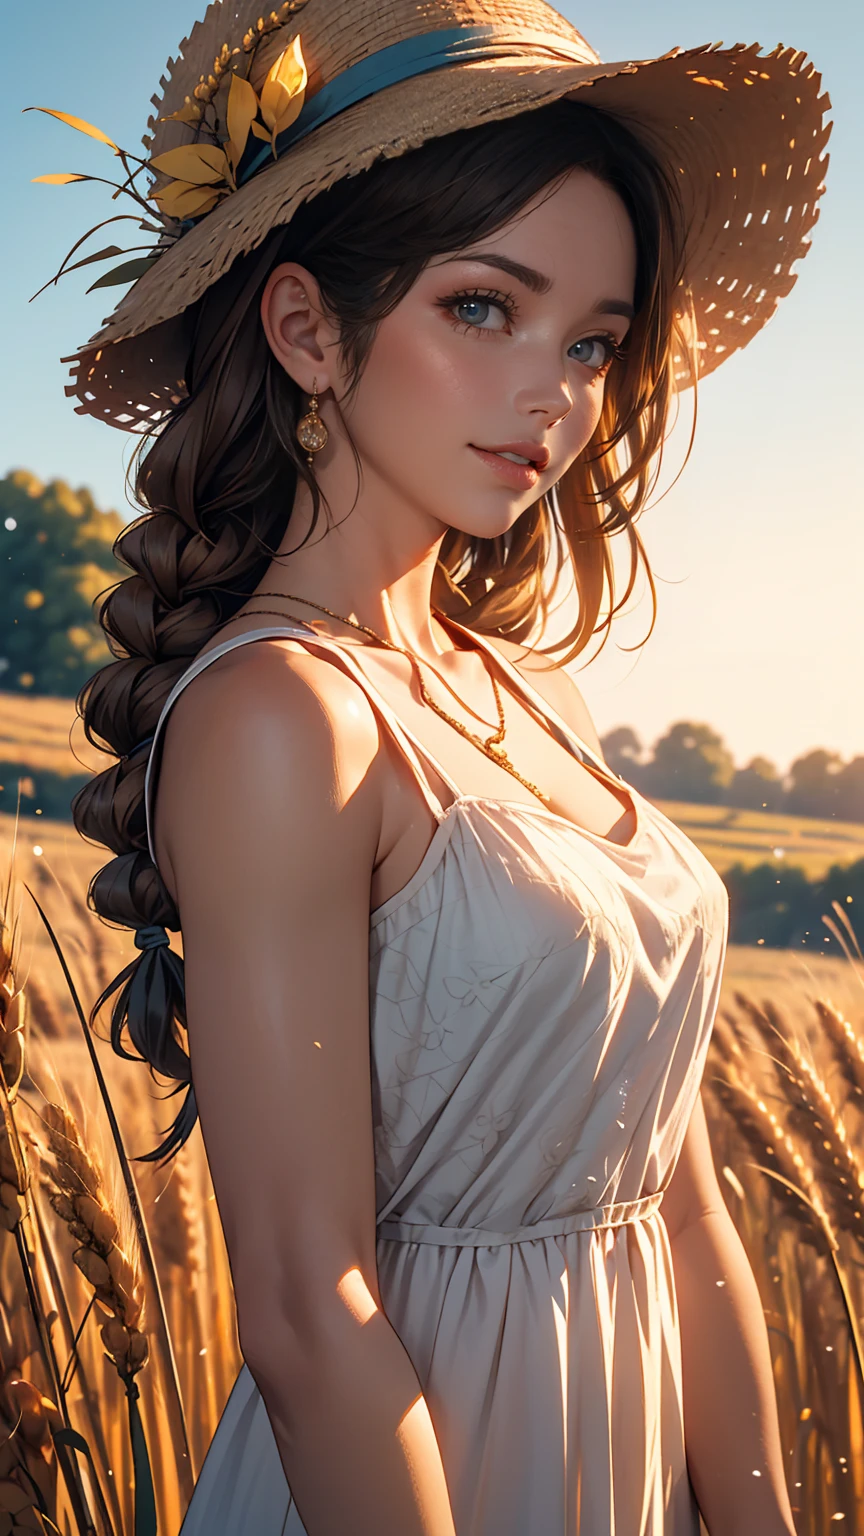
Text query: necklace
239 592 550 805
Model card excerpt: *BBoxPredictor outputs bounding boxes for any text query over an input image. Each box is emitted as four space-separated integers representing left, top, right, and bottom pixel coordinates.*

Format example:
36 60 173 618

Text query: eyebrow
442 251 635 319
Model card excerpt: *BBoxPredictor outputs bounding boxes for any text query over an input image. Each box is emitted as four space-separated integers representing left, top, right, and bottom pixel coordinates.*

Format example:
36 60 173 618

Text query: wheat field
0 802 862 1534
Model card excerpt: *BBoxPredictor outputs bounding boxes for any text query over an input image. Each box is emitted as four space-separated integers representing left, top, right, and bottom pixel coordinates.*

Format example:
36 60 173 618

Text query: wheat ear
23 881 194 1499
710 1017 838 1254
38 1102 157 1535
0 1363 63 1532
734 993 864 1242
0 872 107 1535
812 998 864 1106
38 1103 148 1386
723 996 864 1391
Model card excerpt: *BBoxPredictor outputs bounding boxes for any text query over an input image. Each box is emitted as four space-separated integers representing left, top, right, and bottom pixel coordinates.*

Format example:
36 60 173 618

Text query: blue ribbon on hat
236 24 592 189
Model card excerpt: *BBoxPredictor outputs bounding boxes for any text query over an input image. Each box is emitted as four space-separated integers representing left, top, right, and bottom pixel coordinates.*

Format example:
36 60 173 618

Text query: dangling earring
296 376 329 468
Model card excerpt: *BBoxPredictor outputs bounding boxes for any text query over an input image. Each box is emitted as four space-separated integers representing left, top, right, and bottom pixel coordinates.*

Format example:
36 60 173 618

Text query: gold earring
296 376 329 468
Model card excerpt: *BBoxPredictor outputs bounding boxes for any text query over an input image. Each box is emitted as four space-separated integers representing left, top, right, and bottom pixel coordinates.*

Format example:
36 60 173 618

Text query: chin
442 499 534 540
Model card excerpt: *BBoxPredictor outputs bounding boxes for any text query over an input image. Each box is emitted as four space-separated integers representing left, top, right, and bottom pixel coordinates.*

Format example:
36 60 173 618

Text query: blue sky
2 1 860 771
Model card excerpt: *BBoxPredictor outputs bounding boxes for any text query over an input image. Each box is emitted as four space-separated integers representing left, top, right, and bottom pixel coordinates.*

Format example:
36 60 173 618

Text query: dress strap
286 627 466 814
143 623 459 873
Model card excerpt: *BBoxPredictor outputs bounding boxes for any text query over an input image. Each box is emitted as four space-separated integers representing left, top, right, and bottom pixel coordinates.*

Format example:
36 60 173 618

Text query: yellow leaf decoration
27 26 311 268
160 101 204 125
226 73 259 171
151 180 226 220
149 143 233 187
24 107 118 151
259 35 307 141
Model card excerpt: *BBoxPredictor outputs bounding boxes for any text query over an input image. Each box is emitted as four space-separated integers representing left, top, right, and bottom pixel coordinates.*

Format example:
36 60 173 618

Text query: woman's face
329 166 638 542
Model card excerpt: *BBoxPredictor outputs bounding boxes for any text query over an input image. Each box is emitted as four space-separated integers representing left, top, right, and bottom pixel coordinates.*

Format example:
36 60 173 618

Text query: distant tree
600 725 648 787
725 755 785 812
833 757 864 824
0 470 126 697
644 721 736 804
784 748 844 820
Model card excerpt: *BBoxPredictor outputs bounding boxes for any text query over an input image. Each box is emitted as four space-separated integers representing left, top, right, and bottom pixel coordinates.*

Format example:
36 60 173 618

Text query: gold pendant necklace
241 592 550 805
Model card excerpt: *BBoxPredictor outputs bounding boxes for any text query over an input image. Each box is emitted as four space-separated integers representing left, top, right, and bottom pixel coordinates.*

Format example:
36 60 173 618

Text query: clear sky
2 1 860 773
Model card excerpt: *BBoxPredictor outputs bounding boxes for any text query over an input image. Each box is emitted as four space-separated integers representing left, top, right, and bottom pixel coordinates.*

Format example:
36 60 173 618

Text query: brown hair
73 98 693 1165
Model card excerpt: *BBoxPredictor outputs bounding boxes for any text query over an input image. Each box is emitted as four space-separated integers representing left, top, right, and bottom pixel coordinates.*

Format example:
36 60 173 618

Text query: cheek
555 376 608 465
348 315 494 439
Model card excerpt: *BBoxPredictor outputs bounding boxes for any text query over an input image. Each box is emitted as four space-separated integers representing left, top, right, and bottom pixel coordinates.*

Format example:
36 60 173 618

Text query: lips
471 441 551 471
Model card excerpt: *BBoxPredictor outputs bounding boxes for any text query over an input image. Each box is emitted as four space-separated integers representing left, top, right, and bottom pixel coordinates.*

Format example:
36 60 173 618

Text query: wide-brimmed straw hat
45 0 830 433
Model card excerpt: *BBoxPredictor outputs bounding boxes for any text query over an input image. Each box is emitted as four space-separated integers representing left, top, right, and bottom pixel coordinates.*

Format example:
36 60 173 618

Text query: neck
247 480 467 660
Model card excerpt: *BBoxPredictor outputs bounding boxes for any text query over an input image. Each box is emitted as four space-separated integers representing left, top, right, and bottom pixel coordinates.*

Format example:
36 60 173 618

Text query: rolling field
661 798 864 880
0 690 105 777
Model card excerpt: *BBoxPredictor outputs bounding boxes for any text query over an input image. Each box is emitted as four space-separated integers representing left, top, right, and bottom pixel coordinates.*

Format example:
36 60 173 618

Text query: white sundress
142 617 729 1535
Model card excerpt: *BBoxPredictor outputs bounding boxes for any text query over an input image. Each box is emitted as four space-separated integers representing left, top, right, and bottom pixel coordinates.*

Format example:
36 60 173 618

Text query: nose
515 375 573 427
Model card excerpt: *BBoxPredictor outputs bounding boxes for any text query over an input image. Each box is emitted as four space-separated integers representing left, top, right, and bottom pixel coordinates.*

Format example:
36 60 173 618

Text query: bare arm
664 1095 796 1536
158 641 456 1536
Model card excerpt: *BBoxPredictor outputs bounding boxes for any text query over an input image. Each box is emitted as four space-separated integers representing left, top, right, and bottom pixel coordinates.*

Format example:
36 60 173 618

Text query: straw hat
52 0 831 433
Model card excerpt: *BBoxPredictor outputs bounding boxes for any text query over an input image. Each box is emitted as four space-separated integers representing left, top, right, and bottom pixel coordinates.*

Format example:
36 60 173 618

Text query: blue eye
438 288 517 333
569 335 626 371
456 298 493 325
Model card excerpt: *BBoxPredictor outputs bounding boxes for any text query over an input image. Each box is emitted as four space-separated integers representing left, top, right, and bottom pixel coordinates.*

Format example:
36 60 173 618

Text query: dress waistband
376 1190 664 1247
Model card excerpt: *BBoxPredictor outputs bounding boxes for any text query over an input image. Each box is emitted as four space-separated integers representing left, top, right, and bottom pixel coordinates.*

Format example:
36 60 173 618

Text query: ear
260 261 341 394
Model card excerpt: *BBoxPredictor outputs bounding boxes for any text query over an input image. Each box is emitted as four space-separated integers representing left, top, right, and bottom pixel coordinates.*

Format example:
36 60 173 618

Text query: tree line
600 723 864 826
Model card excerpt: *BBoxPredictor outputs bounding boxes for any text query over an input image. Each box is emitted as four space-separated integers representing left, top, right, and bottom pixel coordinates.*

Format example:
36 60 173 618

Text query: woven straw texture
63 0 831 431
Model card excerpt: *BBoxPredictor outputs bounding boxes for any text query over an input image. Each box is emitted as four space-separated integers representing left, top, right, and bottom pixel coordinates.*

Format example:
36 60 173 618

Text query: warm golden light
396 1398 457 1535
336 1266 378 1325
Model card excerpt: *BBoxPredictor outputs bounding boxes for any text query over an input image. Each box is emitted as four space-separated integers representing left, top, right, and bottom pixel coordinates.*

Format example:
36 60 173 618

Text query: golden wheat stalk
16 975 64 1046
23 880 195 1500
719 996 864 1399
703 1041 840 1521
188 0 311 113
708 1056 838 1255
36 1100 156 1535
0 1365 63 1533
146 1153 203 1276
822 899 864 974
0 882 108 1536
140 1148 220 1471
17 1134 125 1536
38 1102 148 1389
734 993 864 1242
812 997 864 1106
707 1011 864 1527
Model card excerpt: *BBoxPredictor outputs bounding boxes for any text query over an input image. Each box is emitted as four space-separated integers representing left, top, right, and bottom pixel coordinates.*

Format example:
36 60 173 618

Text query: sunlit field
664 800 864 881
0 791 862 1533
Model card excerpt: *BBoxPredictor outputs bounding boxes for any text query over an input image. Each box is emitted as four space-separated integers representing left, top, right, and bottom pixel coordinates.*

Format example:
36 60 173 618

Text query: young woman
57 0 829 1530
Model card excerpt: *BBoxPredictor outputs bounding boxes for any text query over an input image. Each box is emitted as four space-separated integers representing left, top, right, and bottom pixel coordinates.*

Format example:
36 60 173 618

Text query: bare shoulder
153 635 383 905
482 632 607 764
